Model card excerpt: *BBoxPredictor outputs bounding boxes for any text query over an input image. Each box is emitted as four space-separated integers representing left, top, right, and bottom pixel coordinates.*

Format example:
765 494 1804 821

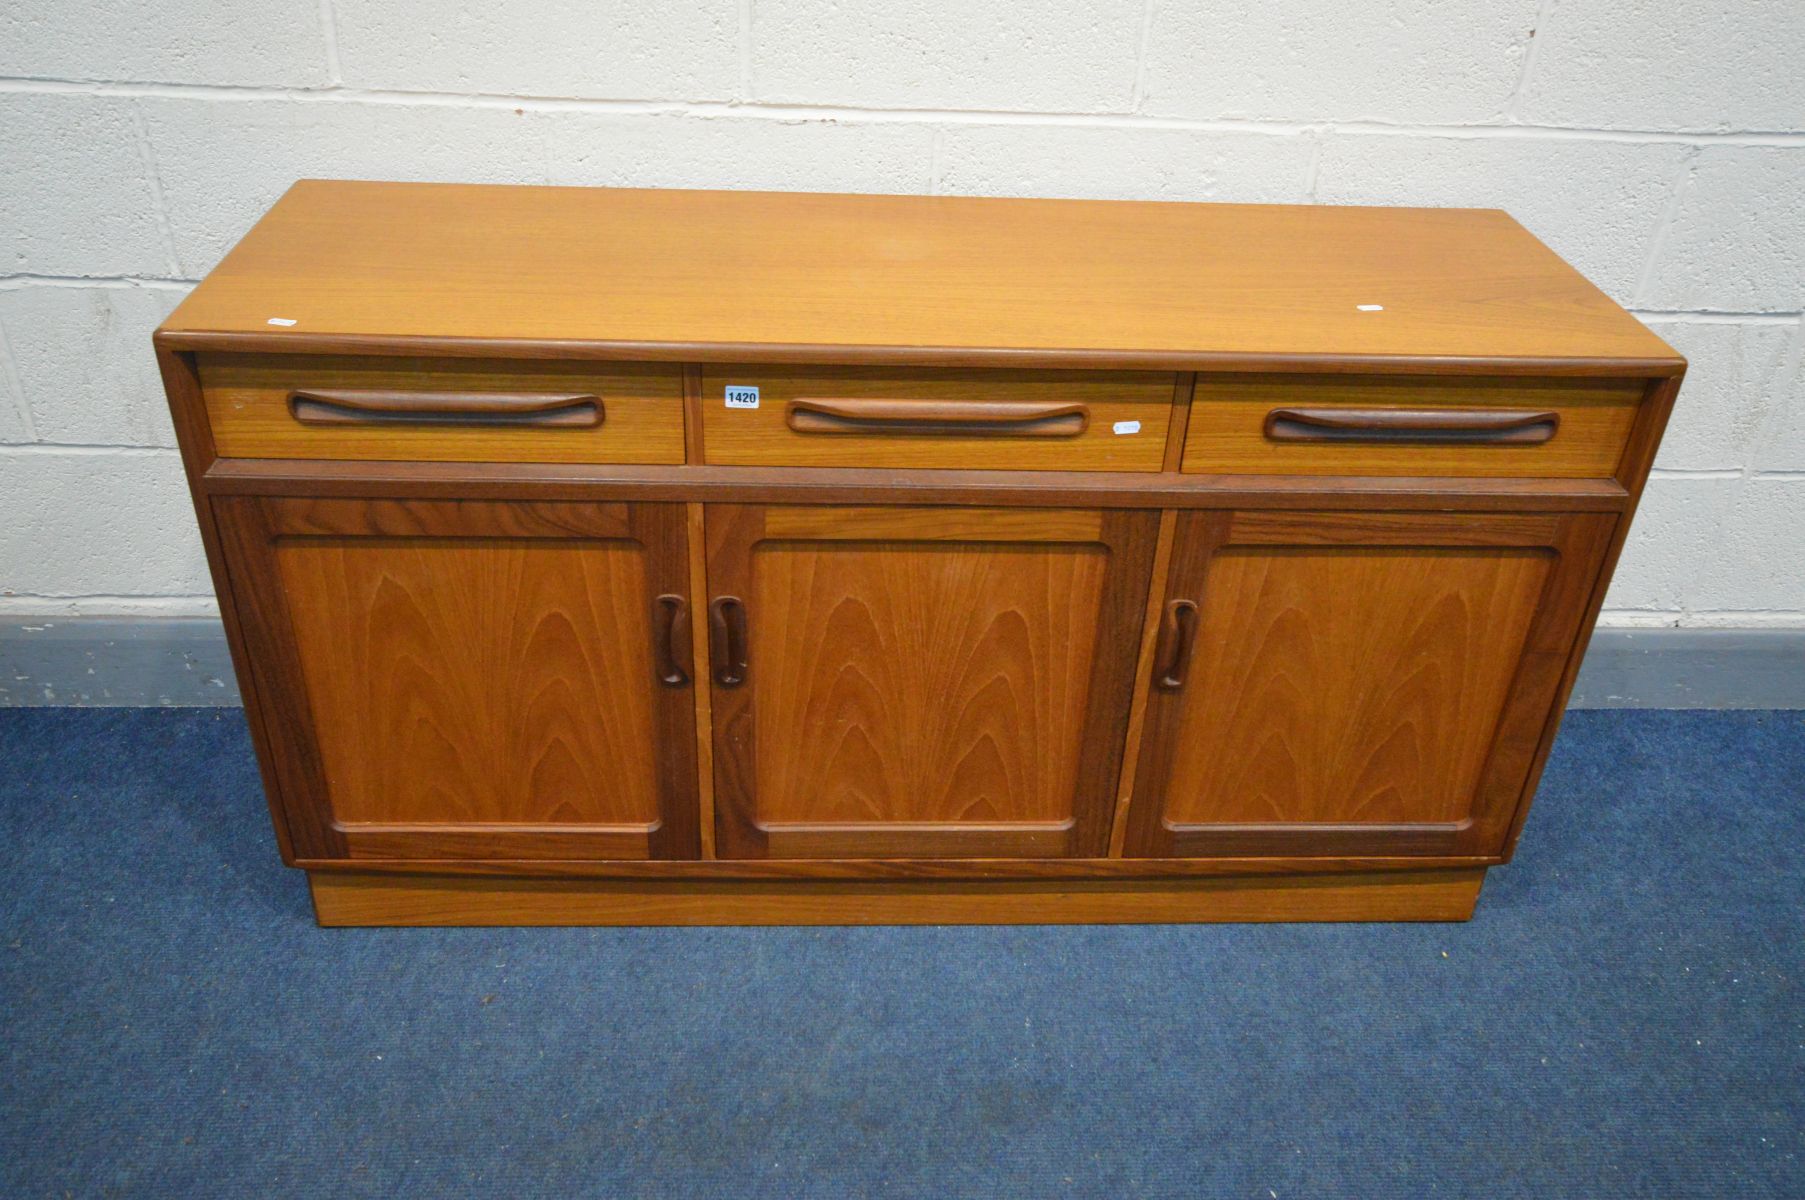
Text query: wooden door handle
1263 408 1559 445
786 398 1088 437
653 594 691 687
708 596 748 688
289 389 602 428
1153 599 1199 691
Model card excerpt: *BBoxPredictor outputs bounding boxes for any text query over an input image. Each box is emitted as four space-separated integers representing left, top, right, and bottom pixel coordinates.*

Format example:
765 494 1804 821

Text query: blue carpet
0 708 1800 1198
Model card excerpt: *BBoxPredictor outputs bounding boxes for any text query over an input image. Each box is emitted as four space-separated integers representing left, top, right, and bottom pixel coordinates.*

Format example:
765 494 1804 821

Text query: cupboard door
1124 510 1614 859
215 497 699 861
706 506 1159 858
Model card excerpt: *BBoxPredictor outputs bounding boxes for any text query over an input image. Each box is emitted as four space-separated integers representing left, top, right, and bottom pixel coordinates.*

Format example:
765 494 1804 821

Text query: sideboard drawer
701 366 1175 471
199 353 685 464
1182 376 1643 478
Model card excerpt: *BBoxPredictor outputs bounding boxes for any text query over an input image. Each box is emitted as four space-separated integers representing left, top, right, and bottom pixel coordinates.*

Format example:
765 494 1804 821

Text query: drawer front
1182 376 1643 478
701 366 1175 471
199 353 685 464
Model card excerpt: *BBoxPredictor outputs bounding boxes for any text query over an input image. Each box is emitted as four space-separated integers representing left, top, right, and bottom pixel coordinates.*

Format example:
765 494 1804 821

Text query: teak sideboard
155 181 1684 926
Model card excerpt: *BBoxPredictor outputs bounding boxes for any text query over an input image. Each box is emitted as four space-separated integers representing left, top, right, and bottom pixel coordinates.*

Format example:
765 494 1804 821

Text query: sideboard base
308 867 1486 927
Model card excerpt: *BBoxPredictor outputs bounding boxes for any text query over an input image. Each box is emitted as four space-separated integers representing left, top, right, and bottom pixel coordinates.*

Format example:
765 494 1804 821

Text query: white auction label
1112 420 1141 435
724 385 760 409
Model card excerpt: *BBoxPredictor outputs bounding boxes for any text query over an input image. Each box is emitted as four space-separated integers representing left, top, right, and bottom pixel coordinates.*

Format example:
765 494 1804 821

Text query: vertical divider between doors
1108 509 1180 856
687 500 717 858
682 364 706 464
1121 509 1236 858
1162 372 1196 473
682 365 716 855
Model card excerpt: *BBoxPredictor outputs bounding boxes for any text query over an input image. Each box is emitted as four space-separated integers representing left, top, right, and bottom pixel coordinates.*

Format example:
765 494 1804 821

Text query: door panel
707 505 1158 859
215 497 699 861
1124 510 1614 859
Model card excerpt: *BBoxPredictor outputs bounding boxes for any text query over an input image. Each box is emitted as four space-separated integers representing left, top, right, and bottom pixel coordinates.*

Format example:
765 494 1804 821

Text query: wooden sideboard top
160 180 1682 375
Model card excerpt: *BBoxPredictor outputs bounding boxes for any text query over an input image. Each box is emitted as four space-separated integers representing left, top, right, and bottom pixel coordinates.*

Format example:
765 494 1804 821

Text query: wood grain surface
1501 374 1682 859
213 497 699 860
293 852 1500 880
310 867 1486 925
1124 509 1614 858
706 505 1156 859
1183 375 1643 478
1108 510 1180 856
699 365 1173 470
750 544 1105 825
158 181 1681 373
156 347 303 863
279 538 661 827
1160 547 1552 825
199 352 684 463
152 184 1685 925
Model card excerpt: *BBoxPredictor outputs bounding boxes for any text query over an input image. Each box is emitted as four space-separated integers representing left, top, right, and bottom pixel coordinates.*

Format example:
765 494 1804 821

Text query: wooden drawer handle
786 398 1088 438
708 596 748 688
1263 408 1559 445
1153 599 1199 691
289 389 602 429
653 594 691 688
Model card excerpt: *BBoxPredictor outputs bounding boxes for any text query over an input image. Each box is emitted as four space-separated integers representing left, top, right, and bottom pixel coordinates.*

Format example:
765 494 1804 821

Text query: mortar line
126 101 183 277
1504 0 1558 122
0 315 40 442
1596 610 1805 628
737 0 754 102
0 275 197 290
0 593 220 603
318 0 344 88
1129 0 1158 113
1747 318 1805 481
4 75 1805 144
0 596 222 617
1304 128 1327 202
1633 310 1804 325
0 444 181 456
1633 146 1701 306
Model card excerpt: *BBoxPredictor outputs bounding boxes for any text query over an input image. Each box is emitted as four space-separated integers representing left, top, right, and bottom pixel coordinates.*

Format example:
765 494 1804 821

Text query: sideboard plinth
308 868 1486 926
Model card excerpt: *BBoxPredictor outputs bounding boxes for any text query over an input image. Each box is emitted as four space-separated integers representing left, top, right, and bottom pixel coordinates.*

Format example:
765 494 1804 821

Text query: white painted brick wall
142 97 550 276
0 449 211 602
1 3 1800 629
1518 1 1805 133
332 1 738 100
752 0 1147 112
1596 476 1741 617
1638 319 1797 472
1640 147 1805 312
538 112 935 193
0 0 329 88
937 125 1312 203
1313 134 1688 302
0 284 186 446
1 94 172 276
1140 2 1538 124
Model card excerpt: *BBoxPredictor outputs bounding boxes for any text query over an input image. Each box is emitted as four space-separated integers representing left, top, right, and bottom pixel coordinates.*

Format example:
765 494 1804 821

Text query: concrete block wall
3 1 1802 629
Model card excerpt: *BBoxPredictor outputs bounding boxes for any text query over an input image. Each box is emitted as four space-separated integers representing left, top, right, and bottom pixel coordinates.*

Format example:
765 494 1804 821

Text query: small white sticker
1356 304 1384 312
1112 420 1141 436
724 385 760 409
266 317 298 326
